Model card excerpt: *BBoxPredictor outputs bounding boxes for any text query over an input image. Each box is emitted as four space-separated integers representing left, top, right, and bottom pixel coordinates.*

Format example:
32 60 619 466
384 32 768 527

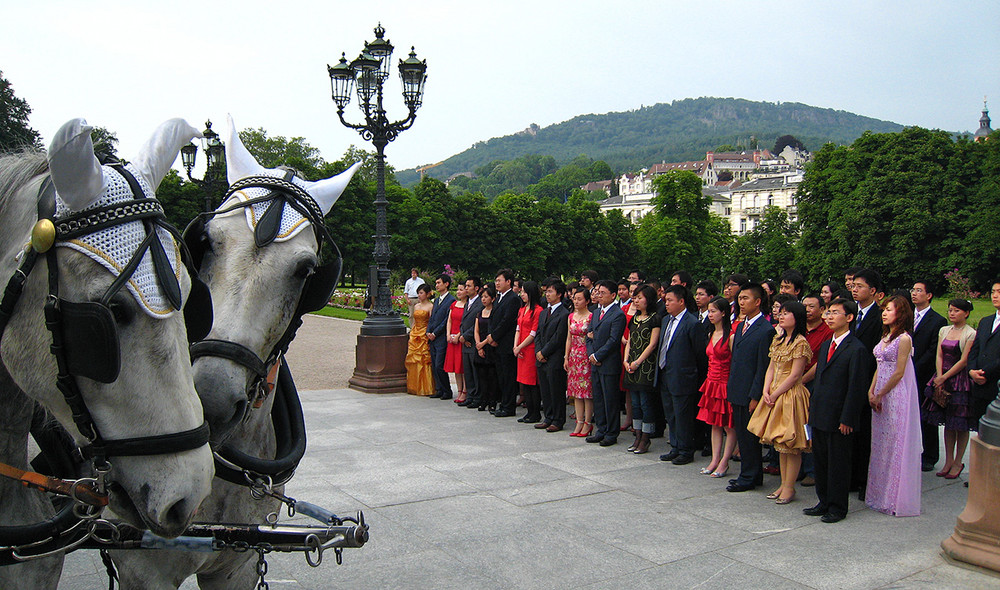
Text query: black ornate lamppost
328 24 428 393
180 120 225 212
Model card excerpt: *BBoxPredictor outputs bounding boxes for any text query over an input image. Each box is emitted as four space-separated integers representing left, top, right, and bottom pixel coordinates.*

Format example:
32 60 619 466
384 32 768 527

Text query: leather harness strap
0 461 107 507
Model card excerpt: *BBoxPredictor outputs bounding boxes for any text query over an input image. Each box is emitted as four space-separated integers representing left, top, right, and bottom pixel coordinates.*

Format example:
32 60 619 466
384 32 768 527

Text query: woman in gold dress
748 300 812 504
406 283 435 396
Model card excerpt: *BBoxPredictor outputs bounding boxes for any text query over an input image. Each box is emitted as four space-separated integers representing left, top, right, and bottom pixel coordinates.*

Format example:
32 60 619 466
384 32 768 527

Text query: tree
729 207 798 281
238 128 323 176
773 134 805 154
91 126 119 162
155 169 205 230
0 70 41 151
637 171 713 277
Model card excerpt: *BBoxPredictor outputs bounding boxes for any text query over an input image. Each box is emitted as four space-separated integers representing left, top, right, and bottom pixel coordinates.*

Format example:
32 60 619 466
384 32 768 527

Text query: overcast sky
3 1 998 173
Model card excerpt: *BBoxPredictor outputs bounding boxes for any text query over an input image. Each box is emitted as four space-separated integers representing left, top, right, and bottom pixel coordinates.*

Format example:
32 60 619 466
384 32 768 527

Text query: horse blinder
58 300 121 383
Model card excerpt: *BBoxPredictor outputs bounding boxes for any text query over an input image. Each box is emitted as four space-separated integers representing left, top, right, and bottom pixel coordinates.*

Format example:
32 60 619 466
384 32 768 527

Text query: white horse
0 119 215 587
110 116 359 589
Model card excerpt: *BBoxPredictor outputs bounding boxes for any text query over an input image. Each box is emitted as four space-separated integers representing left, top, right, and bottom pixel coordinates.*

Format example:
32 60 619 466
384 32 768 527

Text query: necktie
857 309 863 325
827 340 837 362
741 319 749 336
599 307 606 321
658 316 674 369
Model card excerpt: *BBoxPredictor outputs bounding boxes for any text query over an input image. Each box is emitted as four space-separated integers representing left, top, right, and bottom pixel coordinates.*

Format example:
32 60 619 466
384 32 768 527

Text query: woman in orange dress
445 283 468 403
405 284 435 396
514 281 543 423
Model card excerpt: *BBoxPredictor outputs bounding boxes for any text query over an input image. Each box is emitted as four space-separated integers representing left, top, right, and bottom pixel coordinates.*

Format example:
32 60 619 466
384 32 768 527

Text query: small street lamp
327 24 427 337
181 120 225 212
329 24 427 393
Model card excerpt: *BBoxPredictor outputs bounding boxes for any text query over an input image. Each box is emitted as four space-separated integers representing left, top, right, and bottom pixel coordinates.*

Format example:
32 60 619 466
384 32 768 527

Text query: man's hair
741 283 767 305
410 267 419 274
580 270 599 283
617 279 630 289
802 293 825 308
664 284 689 301
513 278 523 288
696 279 719 297
913 279 936 300
466 276 482 289
436 273 452 286
594 279 617 293
671 270 693 287
829 297 857 319
780 269 805 294
727 273 749 287
647 280 662 292
628 269 646 282
496 268 514 282
844 266 863 277
853 268 883 292
547 279 567 296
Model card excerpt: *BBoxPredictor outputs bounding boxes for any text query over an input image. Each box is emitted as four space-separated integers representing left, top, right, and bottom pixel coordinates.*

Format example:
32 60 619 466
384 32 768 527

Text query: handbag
923 382 951 409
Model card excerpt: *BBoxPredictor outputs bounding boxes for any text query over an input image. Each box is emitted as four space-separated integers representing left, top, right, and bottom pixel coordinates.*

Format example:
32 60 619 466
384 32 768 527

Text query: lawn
312 306 410 327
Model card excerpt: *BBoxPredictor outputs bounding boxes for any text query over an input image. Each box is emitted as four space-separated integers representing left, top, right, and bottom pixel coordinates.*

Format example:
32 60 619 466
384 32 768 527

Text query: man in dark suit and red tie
585 280 627 446
486 269 520 417
805 298 872 523
428 274 456 399
848 268 881 500
534 279 570 432
726 283 776 492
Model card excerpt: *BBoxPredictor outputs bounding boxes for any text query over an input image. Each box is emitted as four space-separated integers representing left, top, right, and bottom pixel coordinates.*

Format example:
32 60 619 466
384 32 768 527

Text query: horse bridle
183 173 342 484
0 165 211 466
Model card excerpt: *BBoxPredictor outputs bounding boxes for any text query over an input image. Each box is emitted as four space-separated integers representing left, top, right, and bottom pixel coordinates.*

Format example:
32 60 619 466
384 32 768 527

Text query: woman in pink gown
564 286 594 437
866 295 922 517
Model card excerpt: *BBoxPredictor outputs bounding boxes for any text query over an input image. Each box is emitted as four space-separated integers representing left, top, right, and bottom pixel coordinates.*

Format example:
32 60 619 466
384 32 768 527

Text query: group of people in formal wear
403 265 1000 523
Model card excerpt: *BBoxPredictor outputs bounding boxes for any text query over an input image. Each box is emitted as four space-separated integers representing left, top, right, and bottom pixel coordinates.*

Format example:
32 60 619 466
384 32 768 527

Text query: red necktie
599 308 605 321
827 340 837 362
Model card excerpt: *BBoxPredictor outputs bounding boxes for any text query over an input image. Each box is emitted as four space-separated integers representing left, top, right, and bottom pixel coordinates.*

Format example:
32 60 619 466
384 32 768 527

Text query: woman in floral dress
564 286 594 437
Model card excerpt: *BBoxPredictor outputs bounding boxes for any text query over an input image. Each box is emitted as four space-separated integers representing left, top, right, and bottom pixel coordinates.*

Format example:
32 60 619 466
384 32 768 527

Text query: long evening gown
866 335 922 517
405 308 434 396
443 302 465 374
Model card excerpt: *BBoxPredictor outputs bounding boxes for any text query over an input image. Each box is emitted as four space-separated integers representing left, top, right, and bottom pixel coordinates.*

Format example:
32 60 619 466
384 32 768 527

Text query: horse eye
108 299 134 325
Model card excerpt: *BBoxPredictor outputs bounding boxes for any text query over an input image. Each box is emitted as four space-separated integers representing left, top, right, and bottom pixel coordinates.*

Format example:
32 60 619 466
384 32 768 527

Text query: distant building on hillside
579 180 613 196
975 99 993 143
706 150 773 182
728 173 802 235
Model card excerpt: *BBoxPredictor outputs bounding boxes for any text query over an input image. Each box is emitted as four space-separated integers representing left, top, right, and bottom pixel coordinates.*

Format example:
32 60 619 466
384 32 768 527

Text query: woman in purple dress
921 298 977 479
866 295 922 517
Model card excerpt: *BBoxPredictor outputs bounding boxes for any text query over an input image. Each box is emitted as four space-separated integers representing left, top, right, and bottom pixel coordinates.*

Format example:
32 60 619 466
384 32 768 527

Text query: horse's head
188 115 359 445
0 118 213 537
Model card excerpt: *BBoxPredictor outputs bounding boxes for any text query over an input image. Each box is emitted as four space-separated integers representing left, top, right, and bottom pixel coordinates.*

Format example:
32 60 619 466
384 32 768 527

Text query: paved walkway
59 314 999 589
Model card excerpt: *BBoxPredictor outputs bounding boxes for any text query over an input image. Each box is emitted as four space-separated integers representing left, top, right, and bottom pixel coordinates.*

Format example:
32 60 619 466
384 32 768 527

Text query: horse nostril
161 497 196 538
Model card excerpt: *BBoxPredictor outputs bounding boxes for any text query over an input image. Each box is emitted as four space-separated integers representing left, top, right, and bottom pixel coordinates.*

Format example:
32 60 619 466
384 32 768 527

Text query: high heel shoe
944 464 965 480
935 466 951 477
766 490 781 500
569 421 584 437
578 422 593 438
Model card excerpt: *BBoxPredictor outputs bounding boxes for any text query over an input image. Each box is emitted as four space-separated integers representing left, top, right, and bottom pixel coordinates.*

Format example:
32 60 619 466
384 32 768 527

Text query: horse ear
225 114 266 184
47 118 105 211
304 162 362 215
131 118 202 191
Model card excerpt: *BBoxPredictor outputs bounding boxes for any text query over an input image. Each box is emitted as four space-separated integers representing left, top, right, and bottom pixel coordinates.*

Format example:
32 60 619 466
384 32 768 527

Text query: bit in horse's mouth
108 482 161 535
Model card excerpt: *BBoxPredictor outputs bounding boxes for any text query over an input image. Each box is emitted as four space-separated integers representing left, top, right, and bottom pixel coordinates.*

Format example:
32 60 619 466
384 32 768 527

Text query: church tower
975 98 993 142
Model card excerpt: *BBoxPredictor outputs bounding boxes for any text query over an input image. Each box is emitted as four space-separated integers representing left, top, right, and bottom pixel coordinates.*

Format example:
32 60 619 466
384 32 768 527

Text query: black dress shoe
440 395 452 400
671 454 694 465
728 478 739 485
534 422 552 430
517 416 528 423
821 513 845 524
429 393 442 399
857 491 865 501
659 450 680 462
726 482 756 492
802 504 828 516
455 399 469 407
494 410 514 417
599 438 617 447
921 462 936 472
585 434 604 443
521 415 541 424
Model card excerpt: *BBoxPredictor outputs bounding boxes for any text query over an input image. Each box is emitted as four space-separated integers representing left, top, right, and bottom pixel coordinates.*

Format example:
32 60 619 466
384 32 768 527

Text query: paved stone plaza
58 315 999 589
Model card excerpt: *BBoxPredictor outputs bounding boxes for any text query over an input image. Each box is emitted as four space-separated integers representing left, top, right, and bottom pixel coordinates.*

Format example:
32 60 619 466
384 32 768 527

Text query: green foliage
90 126 119 162
636 171 718 278
773 134 806 154
728 207 798 281
0 70 41 151
155 169 205 230
238 128 324 176
396 97 904 185
795 127 1000 290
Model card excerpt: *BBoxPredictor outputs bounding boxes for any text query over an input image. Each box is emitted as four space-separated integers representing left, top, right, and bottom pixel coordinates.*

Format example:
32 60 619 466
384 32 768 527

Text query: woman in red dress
696 297 736 478
444 283 468 403
514 281 543 423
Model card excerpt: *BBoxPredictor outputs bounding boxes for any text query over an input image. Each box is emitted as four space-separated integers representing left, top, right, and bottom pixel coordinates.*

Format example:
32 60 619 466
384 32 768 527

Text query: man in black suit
969 281 1000 424
655 285 708 465
726 283 776 492
910 279 948 471
848 268 881 499
427 274 456 399
805 298 871 523
459 277 483 408
585 279 626 446
723 273 749 321
694 280 718 334
486 269 520 417
534 279 570 432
